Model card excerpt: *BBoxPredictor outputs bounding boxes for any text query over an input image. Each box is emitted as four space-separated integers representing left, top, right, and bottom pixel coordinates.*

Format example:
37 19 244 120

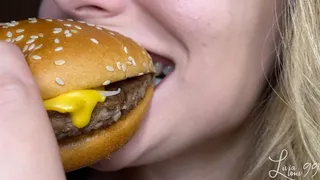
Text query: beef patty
48 74 153 140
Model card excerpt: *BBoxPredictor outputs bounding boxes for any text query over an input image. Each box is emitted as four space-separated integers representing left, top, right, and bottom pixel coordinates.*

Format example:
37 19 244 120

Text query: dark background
0 0 89 179
0 0 41 22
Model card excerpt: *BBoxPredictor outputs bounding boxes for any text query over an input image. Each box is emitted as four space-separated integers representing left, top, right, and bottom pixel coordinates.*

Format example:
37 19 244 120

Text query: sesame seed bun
0 18 155 99
0 19 155 171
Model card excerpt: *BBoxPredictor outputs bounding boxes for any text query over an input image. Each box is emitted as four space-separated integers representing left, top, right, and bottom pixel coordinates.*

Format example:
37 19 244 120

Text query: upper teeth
152 61 175 86
162 65 174 76
153 61 174 76
154 62 164 76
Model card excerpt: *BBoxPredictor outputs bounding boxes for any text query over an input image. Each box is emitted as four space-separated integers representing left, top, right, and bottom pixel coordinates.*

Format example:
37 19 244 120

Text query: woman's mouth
148 51 175 87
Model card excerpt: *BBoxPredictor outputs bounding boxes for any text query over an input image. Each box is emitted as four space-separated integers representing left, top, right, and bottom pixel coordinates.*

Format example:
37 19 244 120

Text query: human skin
0 42 66 180
38 0 281 179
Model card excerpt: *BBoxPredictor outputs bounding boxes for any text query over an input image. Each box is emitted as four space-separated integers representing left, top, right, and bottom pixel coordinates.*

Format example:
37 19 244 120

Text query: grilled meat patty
48 74 153 140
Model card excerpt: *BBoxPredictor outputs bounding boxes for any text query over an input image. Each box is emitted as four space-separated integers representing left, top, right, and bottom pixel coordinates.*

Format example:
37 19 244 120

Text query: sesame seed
116 62 121 70
54 60 65 65
64 24 72 27
55 77 65 85
53 28 62 34
6 23 15 27
124 47 128 54
127 61 133 65
109 31 115 35
147 53 152 59
16 29 24 33
87 23 95 26
26 39 35 44
106 66 114 72
34 44 43 50
90 38 99 44
96 26 102 30
78 21 86 24
45 19 53 22
28 44 35 51
28 17 37 21
55 47 63 52
30 35 39 39
5 38 11 42
11 21 18 25
102 80 111 86
32 55 42 60
138 73 144 76
67 19 74 21
121 64 127 72
6 31 12 38
29 20 37 23
75 25 82 30
143 62 147 68
128 56 136 66
57 19 63 22
54 38 60 43
64 30 70 34
38 33 44 37
142 50 146 55
70 29 78 33
2 26 8 28
65 33 72 37
15 35 24 41
22 45 28 52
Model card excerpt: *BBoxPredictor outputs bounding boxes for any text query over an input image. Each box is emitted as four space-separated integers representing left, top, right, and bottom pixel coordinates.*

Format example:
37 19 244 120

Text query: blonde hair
241 0 320 180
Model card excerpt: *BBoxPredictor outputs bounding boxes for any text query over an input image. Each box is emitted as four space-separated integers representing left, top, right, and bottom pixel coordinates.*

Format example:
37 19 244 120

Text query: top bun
0 18 155 99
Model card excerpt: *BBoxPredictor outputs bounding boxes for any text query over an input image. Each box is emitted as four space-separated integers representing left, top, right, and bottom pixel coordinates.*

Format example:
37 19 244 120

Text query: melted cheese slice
43 90 106 128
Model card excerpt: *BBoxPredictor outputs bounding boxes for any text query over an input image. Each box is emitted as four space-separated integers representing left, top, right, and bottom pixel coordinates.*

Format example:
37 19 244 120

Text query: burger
0 18 155 171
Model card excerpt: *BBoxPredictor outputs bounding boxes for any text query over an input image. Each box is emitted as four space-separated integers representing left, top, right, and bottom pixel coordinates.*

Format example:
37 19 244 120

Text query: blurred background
0 0 91 179
0 0 40 22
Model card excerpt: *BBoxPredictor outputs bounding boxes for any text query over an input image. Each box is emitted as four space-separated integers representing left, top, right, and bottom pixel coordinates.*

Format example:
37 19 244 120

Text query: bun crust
60 86 153 172
1 19 155 172
0 19 155 99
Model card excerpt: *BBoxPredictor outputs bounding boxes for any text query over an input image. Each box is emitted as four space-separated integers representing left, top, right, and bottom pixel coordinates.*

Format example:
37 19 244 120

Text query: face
39 0 280 170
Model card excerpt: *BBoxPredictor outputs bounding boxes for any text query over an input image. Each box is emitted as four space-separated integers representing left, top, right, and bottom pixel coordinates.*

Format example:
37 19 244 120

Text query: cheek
38 0 70 19
139 0 231 48
169 0 277 130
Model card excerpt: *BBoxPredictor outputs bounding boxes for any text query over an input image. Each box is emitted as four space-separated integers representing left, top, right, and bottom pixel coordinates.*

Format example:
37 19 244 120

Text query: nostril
66 0 127 18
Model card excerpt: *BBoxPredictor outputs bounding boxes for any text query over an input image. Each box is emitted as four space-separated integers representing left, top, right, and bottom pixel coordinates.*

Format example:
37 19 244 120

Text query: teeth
154 62 164 76
152 61 175 87
154 78 162 86
162 65 174 76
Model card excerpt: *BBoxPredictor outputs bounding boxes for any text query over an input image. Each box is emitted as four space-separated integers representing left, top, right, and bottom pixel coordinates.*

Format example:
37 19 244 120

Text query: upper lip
147 51 175 66
90 24 177 66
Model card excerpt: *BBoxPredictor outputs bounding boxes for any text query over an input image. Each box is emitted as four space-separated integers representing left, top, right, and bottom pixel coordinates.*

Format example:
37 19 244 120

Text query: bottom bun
58 86 154 172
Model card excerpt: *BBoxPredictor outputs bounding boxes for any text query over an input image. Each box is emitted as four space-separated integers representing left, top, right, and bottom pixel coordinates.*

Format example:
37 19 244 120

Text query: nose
54 0 127 19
